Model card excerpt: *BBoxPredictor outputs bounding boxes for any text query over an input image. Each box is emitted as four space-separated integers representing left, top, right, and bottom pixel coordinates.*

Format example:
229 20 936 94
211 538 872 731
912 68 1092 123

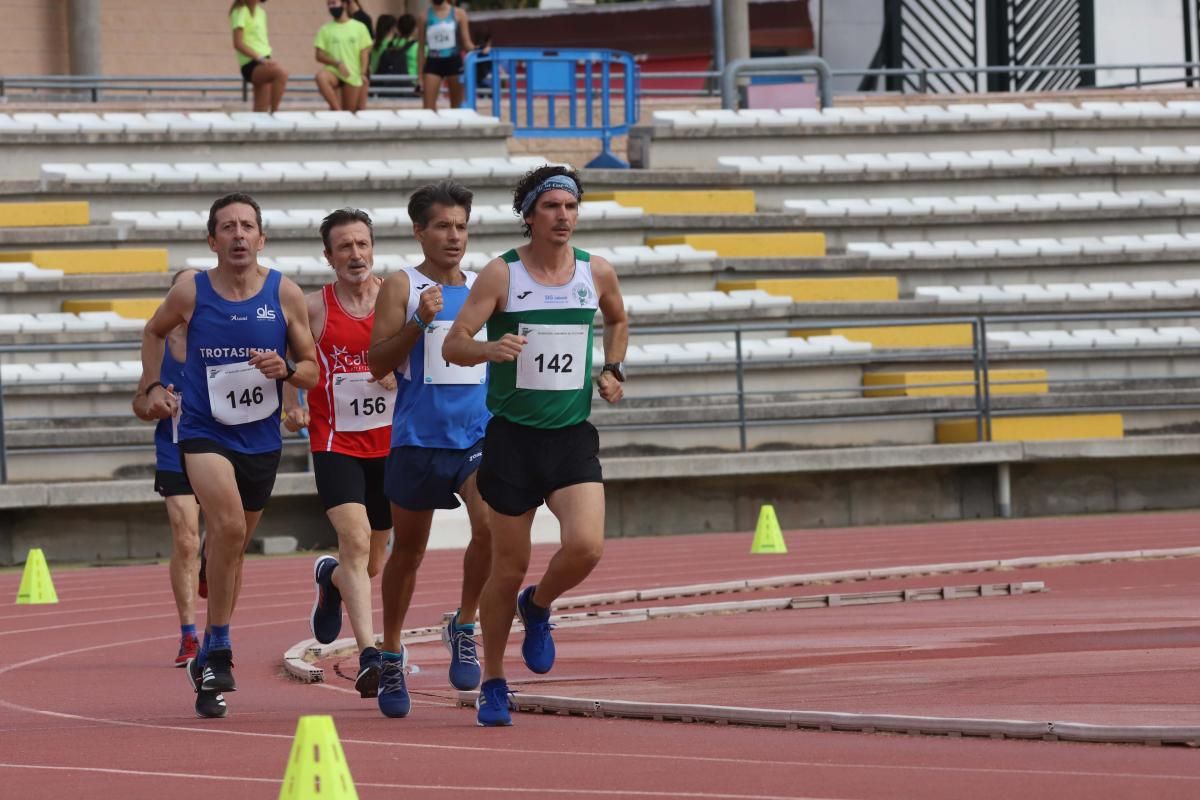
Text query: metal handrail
7 308 1200 483
720 55 834 109
5 58 1200 104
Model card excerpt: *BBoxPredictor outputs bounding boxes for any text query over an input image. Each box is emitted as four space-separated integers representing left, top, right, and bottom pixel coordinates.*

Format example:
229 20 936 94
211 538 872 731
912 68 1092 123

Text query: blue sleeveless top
425 5 458 58
179 269 288 454
391 266 489 450
154 347 185 473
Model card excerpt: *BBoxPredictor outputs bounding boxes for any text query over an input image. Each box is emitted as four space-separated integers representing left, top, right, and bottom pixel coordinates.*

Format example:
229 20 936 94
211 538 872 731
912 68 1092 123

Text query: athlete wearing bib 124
384 265 490 511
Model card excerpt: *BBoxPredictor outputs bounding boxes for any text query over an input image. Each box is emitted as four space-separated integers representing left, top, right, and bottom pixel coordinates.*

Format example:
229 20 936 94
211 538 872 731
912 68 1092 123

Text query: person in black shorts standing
417 0 475 109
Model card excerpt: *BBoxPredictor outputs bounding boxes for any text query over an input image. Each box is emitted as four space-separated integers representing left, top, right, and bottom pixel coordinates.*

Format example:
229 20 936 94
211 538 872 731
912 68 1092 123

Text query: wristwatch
284 357 297 381
601 362 625 382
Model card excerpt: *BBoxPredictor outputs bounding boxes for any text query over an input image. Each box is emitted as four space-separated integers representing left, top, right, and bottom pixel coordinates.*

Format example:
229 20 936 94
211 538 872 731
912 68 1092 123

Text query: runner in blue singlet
137 192 319 719
367 180 492 719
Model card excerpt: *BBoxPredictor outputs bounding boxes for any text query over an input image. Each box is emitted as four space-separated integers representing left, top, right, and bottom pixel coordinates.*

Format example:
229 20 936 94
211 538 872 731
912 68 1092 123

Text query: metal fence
4 309 1199 484
5 58 1200 105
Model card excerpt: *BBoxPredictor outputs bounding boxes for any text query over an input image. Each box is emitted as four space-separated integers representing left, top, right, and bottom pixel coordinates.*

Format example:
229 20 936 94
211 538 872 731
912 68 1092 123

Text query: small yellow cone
279 715 358 800
15 548 58 604
750 505 788 554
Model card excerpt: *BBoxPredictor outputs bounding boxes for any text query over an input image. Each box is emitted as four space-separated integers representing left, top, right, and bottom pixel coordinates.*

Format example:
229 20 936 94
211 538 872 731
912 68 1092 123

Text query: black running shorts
179 438 281 513
476 416 602 517
155 469 194 498
312 451 391 530
423 54 464 78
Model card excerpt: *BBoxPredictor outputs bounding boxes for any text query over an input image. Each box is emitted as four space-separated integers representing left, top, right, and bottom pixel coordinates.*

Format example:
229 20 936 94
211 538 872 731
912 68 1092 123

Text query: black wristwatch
601 362 625 382
284 357 297 381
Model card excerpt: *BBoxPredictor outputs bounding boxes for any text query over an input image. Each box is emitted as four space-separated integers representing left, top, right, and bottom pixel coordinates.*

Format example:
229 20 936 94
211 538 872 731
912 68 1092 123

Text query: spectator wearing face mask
417 0 475 110
230 0 289 112
314 0 374 112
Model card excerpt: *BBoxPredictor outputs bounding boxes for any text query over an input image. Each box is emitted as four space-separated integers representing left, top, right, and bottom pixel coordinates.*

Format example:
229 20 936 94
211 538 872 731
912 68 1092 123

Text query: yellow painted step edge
590 190 757 214
0 201 89 227
936 414 1124 443
864 369 1049 397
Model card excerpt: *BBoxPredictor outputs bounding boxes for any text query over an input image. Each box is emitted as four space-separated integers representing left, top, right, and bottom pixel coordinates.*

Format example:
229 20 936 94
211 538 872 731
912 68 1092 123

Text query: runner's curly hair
512 164 584 238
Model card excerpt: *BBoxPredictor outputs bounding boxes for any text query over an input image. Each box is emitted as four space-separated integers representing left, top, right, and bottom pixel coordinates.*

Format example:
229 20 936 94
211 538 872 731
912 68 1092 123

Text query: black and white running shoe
200 648 236 693
186 657 228 719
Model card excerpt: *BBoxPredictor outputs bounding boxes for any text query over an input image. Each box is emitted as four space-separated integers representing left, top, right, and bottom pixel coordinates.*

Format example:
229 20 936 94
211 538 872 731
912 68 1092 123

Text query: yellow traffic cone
279 715 358 800
15 548 58 604
750 505 788 554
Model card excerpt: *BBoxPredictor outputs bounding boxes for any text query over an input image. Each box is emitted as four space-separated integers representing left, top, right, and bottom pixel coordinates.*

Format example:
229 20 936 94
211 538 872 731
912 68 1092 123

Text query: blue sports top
425 5 458 58
390 266 489 450
179 269 288 454
154 346 185 473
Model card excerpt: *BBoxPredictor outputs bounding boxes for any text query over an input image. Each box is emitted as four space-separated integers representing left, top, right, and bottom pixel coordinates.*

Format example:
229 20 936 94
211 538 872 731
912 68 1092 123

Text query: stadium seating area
2 97 1200 484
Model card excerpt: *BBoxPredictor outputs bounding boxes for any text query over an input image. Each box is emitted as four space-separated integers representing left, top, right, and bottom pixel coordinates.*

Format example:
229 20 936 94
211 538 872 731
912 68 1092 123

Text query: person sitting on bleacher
314 0 374 112
229 0 289 112
370 14 419 97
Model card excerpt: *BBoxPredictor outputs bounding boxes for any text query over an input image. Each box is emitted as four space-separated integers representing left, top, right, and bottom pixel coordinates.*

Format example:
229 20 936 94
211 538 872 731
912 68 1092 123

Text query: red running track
1 510 1199 799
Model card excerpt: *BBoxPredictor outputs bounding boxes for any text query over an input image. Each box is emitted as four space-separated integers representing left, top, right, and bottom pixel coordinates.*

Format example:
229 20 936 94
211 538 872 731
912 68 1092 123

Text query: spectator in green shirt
370 14 419 97
230 0 288 112
315 0 375 111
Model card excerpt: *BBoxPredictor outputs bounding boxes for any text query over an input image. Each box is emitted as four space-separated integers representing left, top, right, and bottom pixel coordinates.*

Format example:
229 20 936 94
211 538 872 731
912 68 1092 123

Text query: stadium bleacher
3 96 1200 524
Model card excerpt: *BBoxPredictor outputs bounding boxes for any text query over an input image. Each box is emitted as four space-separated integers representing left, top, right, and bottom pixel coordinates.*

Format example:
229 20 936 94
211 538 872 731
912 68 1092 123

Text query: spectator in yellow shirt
315 0 375 112
230 0 288 112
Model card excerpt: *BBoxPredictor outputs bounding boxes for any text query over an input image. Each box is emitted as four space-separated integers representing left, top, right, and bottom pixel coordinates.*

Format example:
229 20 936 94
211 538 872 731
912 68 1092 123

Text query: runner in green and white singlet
485 246 599 429
444 166 629 727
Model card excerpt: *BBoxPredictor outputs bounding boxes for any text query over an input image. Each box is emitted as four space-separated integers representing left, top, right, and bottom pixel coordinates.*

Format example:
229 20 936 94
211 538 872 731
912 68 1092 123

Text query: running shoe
355 646 383 699
185 657 227 719
475 678 514 727
174 632 200 667
200 648 236 693
442 610 481 690
516 585 556 674
197 533 208 599
309 555 343 644
377 647 410 718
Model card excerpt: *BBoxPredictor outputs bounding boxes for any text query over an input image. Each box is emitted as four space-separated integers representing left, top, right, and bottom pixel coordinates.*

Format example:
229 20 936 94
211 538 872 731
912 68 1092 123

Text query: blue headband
520 175 580 217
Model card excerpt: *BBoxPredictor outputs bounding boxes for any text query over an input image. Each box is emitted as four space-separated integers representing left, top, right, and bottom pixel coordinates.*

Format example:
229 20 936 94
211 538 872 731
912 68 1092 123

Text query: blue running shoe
310 556 342 645
475 678 514 727
442 610 481 691
355 646 383 699
516 585 555 674
377 647 410 718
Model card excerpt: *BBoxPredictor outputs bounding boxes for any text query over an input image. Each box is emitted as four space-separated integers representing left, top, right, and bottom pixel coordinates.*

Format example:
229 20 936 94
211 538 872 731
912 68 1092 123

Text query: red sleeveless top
307 283 393 458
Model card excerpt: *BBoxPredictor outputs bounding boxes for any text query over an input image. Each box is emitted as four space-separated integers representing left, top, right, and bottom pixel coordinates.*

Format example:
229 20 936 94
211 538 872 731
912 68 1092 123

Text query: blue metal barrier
463 48 639 169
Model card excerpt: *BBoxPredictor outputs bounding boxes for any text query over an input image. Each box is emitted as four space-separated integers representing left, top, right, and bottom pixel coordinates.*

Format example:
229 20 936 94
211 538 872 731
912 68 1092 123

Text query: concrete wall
811 0 884 92
5 455 1200 565
0 0 418 78
1093 0 1186 87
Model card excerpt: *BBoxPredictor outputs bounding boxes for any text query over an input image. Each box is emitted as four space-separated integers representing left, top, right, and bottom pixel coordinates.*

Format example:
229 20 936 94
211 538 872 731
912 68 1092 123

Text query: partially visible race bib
423 325 487 385
427 20 456 51
331 371 396 432
516 324 588 391
206 361 278 426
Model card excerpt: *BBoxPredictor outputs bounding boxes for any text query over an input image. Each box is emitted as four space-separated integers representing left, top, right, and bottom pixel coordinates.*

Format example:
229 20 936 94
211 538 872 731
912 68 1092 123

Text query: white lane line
0 763 847 799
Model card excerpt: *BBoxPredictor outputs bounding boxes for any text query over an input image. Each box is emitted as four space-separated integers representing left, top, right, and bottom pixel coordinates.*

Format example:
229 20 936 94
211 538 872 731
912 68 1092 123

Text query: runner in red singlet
283 208 396 700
